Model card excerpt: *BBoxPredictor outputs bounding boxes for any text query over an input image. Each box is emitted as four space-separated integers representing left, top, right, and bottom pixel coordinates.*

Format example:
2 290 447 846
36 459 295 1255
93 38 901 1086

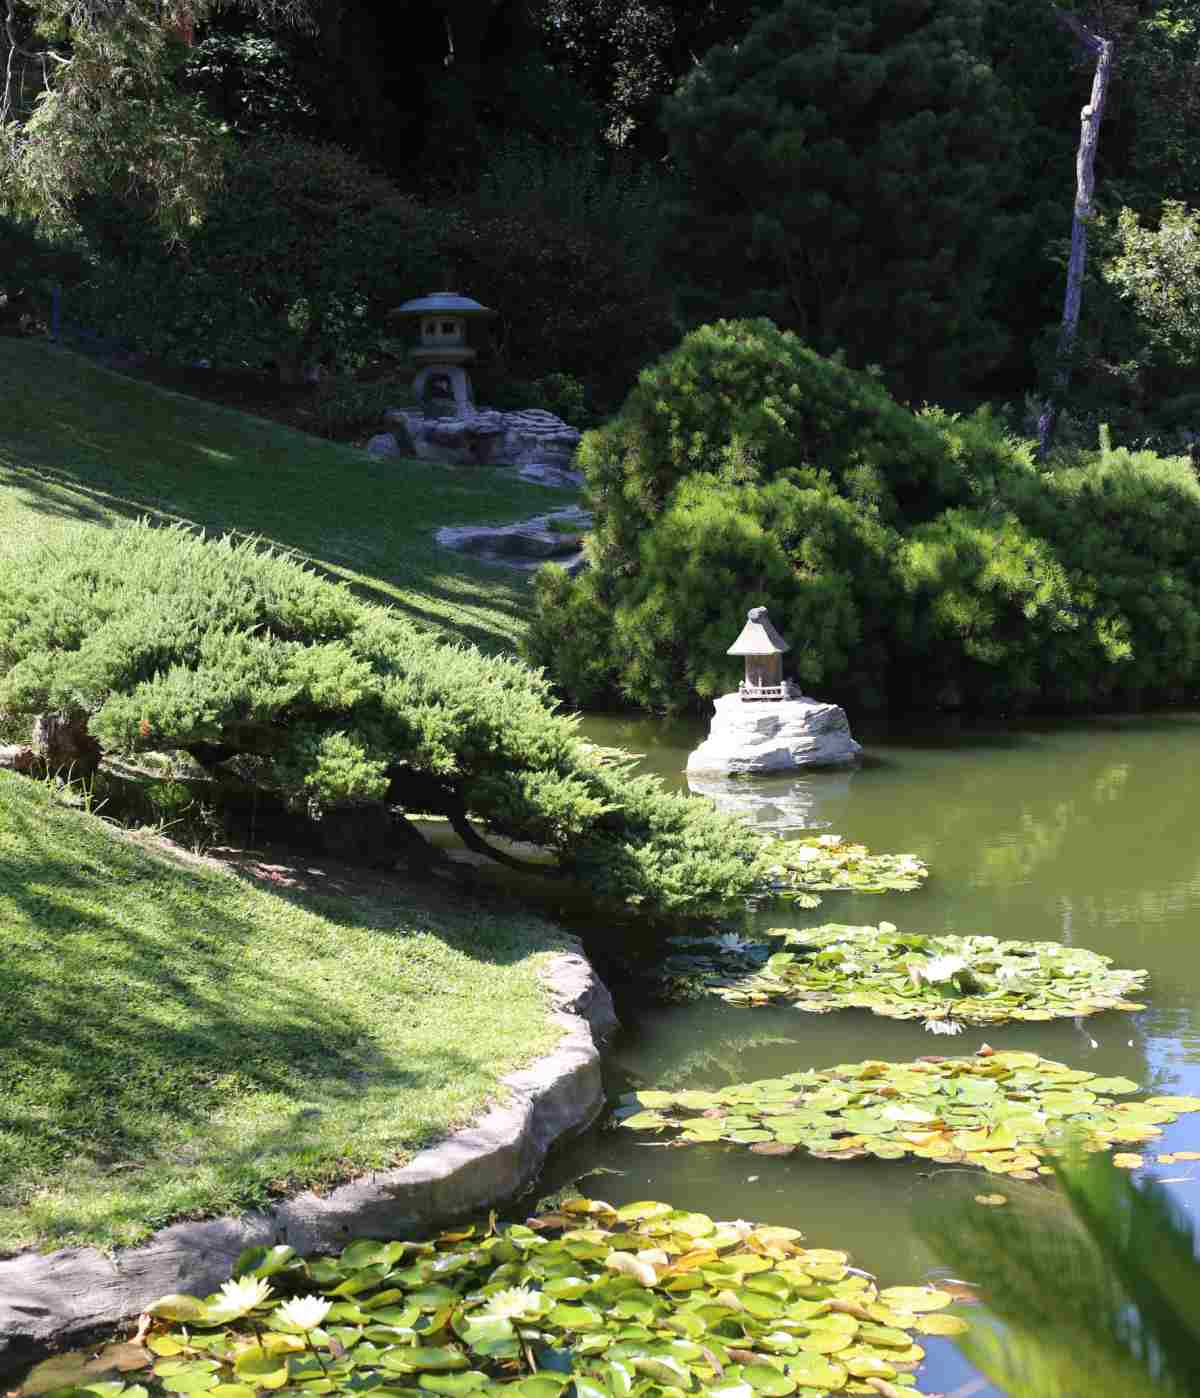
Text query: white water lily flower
476 1286 545 1320
276 1295 332 1331
923 1017 965 1036
205 1275 273 1321
790 846 821 864
921 955 969 984
707 932 759 955
816 833 843 847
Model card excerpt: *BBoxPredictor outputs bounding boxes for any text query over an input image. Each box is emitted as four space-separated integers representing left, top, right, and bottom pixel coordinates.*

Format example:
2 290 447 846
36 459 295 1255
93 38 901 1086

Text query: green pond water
17 712 1200 1398
533 709 1200 1397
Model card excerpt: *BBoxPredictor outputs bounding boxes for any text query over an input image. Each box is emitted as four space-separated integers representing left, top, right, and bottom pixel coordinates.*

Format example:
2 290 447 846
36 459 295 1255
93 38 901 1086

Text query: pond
15 711 1200 1398
534 708 1200 1397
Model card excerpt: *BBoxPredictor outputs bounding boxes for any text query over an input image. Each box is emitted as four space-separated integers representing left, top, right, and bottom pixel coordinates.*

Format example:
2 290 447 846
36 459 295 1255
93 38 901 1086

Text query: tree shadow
0 782 562 1248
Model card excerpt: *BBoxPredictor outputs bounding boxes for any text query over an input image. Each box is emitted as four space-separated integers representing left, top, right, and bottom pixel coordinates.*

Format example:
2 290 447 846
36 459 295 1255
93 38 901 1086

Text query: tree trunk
1037 11 1114 461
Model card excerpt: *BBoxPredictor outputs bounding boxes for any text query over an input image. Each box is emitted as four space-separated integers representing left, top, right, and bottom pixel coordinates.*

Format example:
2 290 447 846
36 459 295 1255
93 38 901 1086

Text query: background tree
657 0 1020 402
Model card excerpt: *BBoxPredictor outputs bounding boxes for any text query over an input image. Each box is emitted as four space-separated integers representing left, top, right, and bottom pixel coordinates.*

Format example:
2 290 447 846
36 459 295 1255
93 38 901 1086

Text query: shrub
0 522 768 920
309 376 416 440
432 192 677 414
72 137 443 378
530 317 1200 714
575 319 988 571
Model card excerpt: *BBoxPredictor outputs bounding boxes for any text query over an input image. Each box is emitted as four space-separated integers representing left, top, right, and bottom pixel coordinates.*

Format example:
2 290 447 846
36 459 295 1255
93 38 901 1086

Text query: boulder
435 508 590 573
686 692 861 775
366 432 402 458
518 463 585 489
383 408 581 470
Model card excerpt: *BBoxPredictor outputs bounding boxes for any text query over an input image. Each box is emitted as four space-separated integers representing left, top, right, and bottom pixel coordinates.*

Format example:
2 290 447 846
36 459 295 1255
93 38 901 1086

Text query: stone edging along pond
0 945 618 1376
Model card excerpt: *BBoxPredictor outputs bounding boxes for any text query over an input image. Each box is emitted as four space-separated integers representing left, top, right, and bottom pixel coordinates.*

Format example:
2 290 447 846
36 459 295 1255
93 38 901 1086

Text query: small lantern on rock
728 606 791 701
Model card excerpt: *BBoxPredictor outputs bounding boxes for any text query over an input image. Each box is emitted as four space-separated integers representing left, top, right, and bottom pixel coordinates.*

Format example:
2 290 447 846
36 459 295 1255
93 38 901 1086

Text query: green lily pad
658 921 1147 1030
617 1052 1200 1176
139 1201 958 1398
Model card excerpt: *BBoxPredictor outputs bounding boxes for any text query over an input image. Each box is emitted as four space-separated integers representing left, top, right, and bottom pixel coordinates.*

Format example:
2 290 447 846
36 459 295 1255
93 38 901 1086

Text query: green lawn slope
0 771 565 1254
0 337 583 1254
0 338 576 653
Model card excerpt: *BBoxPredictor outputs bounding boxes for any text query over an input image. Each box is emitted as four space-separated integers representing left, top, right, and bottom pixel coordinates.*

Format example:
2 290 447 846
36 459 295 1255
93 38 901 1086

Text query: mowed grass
0 771 566 1254
0 338 577 653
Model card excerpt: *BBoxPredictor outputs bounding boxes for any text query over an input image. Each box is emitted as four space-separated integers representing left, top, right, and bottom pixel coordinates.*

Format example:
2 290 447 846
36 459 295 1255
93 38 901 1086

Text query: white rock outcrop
686 692 862 774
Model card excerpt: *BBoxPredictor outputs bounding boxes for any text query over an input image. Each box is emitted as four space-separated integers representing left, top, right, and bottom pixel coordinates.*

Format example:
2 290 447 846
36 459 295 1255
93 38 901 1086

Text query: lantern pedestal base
686 692 861 775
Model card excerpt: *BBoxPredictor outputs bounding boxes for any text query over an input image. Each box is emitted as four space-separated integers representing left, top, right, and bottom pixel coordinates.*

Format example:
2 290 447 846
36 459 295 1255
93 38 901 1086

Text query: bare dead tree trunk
1037 9 1114 461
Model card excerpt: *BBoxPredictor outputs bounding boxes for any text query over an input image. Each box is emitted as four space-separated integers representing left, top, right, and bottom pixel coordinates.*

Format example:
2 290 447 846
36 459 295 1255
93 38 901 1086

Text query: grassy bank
0 338 575 653
0 771 566 1254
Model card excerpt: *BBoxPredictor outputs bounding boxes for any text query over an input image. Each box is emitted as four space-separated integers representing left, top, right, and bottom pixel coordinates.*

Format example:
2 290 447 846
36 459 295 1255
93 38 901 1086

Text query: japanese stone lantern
728 606 791 701
391 291 497 418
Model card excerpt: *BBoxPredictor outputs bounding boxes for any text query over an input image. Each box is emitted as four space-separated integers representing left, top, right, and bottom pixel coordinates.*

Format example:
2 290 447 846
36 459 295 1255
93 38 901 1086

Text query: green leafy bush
309 377 416 440
0 522 768 919
530 317 1200 714
72 137 443 379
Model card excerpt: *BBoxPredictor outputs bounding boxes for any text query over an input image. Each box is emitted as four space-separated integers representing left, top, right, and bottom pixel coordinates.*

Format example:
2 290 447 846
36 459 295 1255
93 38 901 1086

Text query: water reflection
686 768 856 831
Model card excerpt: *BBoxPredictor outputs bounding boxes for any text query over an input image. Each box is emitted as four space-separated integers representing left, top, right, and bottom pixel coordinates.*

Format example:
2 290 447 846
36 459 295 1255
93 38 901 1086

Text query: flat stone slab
0 947 617 1376
435 508 591 574
686 692 862 774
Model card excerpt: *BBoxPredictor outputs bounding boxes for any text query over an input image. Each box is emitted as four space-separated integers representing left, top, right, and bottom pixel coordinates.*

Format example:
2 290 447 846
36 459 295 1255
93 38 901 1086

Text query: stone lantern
391 291 497 418
685 603 862 773
728 606 790 701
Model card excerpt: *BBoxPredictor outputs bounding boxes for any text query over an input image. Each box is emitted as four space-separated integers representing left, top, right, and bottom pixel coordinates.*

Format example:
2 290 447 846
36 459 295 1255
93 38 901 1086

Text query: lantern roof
391 291 497 319
727 606 790 655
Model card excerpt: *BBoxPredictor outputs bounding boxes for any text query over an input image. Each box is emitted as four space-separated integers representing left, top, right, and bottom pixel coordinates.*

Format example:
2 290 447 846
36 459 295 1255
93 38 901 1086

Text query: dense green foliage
529 318 1200 714
0 521 768 918
659 0 1016 399
0 768 562 1251
70 137 442 379
918 1152 1200 1396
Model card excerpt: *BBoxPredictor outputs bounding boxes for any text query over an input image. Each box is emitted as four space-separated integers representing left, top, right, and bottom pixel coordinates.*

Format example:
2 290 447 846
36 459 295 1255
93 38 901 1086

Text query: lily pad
658 922 1147 1031
118 1202 963 1398
617 1051 1200 1177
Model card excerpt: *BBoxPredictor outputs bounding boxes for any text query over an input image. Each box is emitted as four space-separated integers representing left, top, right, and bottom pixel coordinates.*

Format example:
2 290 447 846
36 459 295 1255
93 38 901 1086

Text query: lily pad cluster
761 839 929 907
616 1051 1200 1179
53 1203 969 1398
657 923 1147 1031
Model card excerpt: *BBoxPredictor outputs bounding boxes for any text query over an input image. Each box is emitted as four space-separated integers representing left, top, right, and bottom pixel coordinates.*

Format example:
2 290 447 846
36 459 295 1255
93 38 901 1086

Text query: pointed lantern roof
727 606 790 656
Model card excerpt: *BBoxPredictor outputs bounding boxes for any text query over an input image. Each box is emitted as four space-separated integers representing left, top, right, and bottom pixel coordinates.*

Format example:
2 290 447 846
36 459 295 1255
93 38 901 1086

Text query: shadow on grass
0 784 552 1246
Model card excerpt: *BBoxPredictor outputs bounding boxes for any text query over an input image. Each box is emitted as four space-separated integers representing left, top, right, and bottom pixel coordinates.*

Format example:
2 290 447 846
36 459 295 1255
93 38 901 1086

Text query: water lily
204 1275 273 1321
920 955 969 984
706 932 759 955
923 1016 965 1035
475 1286 544 1321
275 1294 332 1331
816 834 843 847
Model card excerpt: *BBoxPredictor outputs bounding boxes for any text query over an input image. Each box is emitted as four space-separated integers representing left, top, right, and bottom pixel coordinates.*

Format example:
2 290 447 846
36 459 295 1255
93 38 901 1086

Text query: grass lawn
0 771 567 1255
0 338 577 654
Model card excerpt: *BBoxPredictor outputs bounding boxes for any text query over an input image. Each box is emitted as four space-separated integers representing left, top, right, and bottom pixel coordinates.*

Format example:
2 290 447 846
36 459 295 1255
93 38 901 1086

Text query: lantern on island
685 603 862 773
390 291 497 418
728 606 791 701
